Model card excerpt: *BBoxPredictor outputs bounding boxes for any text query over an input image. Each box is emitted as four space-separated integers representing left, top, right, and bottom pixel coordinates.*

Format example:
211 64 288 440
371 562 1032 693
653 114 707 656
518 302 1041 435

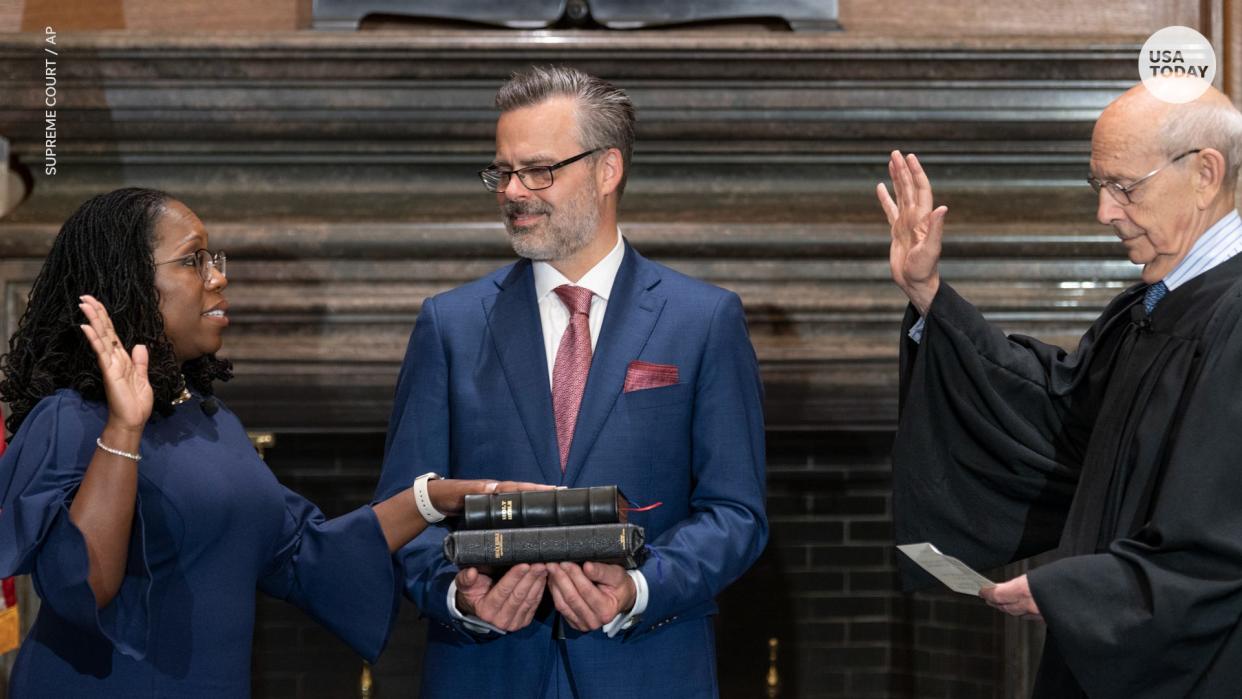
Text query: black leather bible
443 523 646 569
461 485 629 530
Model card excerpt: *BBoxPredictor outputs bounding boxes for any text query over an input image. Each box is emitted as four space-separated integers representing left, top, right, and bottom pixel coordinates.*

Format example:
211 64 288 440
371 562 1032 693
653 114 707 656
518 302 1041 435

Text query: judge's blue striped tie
1143 281 1168 315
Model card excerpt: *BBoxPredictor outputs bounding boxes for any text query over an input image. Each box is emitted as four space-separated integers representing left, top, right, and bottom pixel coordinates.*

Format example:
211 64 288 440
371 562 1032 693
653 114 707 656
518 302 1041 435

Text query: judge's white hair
1159 98 1242 188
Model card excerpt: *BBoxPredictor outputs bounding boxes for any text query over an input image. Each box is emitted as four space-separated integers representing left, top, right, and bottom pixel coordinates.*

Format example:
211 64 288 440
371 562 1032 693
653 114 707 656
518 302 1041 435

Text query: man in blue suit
375 66 768 698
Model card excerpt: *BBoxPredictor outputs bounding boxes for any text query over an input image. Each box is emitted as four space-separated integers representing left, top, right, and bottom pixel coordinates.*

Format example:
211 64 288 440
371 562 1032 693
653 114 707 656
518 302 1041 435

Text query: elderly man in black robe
877 79 1242 698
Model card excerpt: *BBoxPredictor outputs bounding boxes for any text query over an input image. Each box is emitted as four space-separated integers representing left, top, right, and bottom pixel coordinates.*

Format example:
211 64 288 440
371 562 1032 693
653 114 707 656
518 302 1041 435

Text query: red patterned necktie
552 284 594 471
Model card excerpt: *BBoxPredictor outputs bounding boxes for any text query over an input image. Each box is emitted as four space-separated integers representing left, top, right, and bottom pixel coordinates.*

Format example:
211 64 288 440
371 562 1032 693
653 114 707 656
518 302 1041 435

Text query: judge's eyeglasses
1087 149 1201 205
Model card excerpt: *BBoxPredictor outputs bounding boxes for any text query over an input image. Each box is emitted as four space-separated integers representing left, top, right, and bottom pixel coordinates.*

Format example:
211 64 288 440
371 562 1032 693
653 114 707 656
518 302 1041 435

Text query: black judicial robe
893 253 1242 698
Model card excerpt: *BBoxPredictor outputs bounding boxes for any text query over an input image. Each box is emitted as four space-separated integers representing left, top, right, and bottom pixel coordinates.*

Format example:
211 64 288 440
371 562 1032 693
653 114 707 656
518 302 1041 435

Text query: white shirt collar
533 230 625 302
1162 209 1242 291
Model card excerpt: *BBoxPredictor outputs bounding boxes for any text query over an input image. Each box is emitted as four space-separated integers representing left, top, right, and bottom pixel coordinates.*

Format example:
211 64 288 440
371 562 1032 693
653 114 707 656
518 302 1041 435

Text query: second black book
443 523 646 569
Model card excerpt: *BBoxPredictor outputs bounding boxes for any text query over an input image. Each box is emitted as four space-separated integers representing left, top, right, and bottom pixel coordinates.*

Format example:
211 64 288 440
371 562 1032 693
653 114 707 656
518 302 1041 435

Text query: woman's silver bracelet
95 437 142 462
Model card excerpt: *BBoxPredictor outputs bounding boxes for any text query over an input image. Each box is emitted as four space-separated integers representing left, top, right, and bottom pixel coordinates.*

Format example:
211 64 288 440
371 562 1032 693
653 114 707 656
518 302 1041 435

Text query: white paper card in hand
897 542 995 596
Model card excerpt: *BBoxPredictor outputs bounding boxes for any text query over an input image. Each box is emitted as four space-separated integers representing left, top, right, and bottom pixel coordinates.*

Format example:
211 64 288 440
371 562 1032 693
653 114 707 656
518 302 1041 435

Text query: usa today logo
1139 26 1216 104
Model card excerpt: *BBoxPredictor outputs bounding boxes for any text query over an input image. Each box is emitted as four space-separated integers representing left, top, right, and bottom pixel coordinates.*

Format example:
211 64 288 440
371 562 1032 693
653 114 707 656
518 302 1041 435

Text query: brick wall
744 431 1006 699
253 431 1008 698
251 432 427 698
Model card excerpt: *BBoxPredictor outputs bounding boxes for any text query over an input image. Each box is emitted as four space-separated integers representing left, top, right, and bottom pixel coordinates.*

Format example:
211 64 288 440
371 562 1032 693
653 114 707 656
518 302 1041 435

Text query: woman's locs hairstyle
0 187 232 436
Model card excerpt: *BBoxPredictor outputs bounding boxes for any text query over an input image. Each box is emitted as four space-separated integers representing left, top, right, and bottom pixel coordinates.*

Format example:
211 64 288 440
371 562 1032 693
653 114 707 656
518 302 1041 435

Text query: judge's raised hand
876 151 947 316
78 295 152 432
455 563 548 632
547 561 635 632
979 574 1043 621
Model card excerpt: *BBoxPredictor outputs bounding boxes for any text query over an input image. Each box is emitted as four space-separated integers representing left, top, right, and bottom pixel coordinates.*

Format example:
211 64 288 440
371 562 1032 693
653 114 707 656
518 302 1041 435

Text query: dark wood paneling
0 33 1147 433
0 218 1133 432
0 27 1202 699
0 0 1209 38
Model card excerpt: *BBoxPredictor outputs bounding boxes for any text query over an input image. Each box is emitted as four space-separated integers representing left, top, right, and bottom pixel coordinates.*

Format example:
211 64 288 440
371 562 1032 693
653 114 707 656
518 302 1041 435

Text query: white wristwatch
412 471 446 524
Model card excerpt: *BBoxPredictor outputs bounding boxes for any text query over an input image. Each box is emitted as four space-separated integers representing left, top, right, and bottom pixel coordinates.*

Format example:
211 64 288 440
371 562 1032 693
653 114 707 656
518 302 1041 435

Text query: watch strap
413 471 446 524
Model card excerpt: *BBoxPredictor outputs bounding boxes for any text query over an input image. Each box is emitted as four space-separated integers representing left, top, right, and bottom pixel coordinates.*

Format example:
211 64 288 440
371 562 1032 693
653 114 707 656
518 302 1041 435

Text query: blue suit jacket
375 241 768 698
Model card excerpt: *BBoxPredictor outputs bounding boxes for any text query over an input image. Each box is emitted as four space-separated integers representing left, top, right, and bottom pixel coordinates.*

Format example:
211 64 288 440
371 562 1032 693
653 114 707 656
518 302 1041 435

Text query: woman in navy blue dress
0 188 550 696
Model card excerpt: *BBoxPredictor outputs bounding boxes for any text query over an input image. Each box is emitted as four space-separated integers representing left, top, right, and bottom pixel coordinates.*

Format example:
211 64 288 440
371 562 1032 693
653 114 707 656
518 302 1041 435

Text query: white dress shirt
448 231 649 637
1161 209 1242 292
533 230 626 385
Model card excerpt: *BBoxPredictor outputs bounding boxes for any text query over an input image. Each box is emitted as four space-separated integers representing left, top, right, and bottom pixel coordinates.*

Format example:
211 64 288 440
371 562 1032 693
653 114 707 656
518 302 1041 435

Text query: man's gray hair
495 65 636 195
1159 100 1242 189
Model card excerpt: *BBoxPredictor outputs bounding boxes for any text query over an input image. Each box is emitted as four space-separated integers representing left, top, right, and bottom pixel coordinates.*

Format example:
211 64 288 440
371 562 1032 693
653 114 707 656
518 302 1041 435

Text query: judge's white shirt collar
1162 209 1242 292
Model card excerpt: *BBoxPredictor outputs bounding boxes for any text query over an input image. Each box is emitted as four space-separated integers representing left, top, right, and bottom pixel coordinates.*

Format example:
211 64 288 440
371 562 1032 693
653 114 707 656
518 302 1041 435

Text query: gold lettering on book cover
493 532 504 559
501 499 513 521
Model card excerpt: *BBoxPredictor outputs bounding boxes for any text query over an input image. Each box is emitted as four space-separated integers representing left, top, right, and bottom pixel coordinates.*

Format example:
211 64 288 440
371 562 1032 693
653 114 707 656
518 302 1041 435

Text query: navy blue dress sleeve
257 486 401 663
374 296 467 634
0 392 153 659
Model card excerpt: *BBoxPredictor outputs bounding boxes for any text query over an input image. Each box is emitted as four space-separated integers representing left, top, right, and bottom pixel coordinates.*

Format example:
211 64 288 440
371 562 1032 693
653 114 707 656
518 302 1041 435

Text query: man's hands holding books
455 564 549 632
547 561 635 632
450 485 640 633
453 560 636 633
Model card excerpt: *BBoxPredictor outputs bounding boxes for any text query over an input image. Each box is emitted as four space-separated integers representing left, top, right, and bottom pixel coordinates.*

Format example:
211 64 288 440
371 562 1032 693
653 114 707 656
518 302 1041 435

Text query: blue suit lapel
483 260 562 484
564 242 666 484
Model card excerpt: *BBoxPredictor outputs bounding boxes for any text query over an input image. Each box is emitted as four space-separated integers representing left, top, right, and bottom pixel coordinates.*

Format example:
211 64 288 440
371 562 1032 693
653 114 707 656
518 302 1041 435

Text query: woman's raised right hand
78 295 153 432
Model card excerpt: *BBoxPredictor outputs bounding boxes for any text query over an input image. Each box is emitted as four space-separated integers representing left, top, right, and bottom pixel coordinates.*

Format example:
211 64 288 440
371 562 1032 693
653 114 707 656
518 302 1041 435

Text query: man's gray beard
505 185 600 262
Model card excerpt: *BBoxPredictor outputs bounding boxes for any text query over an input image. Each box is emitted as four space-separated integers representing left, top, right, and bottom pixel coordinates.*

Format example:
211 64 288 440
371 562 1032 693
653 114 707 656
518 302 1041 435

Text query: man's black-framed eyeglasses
478 149 599 193
1087 149 1201 206
154 249 227 284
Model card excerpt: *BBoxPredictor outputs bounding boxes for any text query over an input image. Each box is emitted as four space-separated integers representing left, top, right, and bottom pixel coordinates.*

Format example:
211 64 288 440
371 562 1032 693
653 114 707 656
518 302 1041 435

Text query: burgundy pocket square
624 361 679 392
